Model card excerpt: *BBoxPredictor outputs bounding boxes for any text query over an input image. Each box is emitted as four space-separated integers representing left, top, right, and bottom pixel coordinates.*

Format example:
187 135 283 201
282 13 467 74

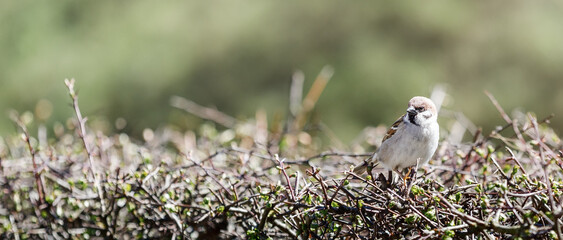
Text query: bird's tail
353 162 368 174
353 154 376 175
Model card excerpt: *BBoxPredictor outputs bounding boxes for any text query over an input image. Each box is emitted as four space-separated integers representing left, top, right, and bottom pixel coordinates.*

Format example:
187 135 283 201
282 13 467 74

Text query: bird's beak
407 107 417 116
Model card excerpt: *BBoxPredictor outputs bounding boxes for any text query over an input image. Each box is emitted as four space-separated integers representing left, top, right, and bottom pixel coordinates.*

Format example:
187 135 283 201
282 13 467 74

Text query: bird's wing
355 114 404 174
381 114 405 143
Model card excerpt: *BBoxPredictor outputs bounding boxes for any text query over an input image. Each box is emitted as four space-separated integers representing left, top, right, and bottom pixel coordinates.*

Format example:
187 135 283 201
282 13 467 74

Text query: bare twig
490 156 509 181
10 112 45 205
307 167 330 207
272 219 297 238
170 96 237 128
485 91 512 124
276 155 296 201
64 78 106 212
505 147 528 175
408 204 438 228
285 151 372 165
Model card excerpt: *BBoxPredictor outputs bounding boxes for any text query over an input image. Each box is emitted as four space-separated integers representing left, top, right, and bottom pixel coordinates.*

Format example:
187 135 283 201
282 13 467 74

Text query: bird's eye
415 107 424 112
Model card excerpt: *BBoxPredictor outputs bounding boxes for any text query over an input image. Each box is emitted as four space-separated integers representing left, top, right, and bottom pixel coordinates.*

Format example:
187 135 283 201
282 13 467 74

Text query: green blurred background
1 1 562 142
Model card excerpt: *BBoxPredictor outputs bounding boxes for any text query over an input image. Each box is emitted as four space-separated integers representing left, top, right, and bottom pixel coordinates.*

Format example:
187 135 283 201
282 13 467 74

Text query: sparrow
354 96 439 177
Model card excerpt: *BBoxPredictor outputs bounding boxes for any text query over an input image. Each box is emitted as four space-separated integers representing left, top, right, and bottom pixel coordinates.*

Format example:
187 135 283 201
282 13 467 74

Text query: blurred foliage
1 1 563 141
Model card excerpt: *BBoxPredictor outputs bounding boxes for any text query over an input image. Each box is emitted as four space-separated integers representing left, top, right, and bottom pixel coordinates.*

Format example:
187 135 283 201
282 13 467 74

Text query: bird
354 96 440 181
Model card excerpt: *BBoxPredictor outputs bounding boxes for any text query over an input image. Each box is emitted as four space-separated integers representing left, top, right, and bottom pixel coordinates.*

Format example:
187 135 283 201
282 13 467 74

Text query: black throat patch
408 113 419 126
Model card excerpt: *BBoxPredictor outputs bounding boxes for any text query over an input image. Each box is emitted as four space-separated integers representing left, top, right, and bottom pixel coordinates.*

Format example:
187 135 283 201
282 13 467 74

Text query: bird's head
405 96 438 126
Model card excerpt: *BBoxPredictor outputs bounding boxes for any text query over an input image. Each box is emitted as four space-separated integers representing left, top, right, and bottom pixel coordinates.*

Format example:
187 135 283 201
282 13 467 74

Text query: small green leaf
424 207 437 221
487 145 495 154
45 195 54 204
475 148 485 158
405 214 419 224
331 201 339 208
455 192 462 203
217 205 225 214
304 194 312 205
123 183 132 193
127 202 136 212
411 185 424 196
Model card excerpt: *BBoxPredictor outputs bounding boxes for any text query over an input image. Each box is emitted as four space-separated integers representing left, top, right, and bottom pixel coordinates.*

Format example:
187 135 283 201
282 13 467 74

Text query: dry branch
64 78 106 212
